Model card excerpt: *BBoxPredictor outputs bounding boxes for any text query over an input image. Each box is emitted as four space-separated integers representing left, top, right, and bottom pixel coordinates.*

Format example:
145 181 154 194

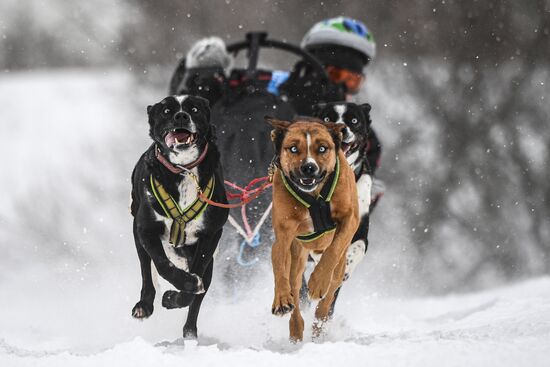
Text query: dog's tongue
165 131 191 147
341 142 351 154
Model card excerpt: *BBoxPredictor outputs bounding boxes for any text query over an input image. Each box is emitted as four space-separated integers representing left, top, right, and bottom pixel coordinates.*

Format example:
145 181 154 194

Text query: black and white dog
313 102 379 285
130 95 228 339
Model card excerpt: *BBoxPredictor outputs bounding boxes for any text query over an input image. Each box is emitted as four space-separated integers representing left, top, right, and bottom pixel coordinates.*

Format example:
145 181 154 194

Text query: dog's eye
163 108 171 114
289 146 298 154
319 146 327 153
323 117 330 122
191 107 198 113
351 118 358 124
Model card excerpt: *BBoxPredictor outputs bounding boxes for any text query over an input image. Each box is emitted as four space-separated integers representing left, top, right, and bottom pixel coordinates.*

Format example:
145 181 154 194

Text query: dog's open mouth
341 142 352 154
342 141 358 156
299 178 317 186
164 129 197 149
291 172 326 192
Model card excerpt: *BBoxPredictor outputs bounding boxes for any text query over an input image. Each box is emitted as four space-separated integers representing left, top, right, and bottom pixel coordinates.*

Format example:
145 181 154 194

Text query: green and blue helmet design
301 16 376 61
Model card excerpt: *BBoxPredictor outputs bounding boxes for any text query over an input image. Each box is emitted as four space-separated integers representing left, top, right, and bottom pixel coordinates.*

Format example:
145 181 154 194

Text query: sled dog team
130 16 379 342
130 96 374 342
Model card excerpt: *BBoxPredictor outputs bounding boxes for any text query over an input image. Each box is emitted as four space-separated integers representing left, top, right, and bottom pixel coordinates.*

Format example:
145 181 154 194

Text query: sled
170 32 331 267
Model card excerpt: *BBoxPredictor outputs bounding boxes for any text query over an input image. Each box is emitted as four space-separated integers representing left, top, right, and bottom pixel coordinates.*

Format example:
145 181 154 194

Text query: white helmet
302 17 376 66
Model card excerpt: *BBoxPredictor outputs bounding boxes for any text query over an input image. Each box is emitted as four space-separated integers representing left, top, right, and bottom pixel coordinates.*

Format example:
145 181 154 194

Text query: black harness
280 158 340 242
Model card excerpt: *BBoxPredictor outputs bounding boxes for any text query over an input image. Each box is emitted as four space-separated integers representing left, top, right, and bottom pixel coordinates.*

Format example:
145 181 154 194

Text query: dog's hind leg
298 257 315 309
132 226 156 319
312 255 346 339
327 286 342 320
183 259 213 339
289 241 308 342
327 216 370 318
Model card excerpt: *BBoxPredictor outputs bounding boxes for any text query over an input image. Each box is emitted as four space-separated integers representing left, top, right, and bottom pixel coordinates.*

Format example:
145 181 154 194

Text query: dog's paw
132 301 153 319
289 312 305 343
162 290 195 309
272 290 295 316
174 272 205 294
162 290 181 309
307 271 332 300
183 327 198 340
312 318 328 342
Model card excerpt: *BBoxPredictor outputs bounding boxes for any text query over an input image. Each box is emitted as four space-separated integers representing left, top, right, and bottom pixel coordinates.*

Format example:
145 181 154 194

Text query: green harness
150 174 215 246
281 158 340 242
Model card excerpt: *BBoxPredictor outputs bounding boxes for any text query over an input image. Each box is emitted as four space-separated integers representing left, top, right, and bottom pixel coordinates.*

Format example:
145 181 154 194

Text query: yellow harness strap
150 174 215 246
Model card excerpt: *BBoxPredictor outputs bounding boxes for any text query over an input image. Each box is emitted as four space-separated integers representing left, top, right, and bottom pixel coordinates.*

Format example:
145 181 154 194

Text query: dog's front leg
162 229 222 310
188 228 223 277
308 216 358 300
271 222 298 316
182 261 214 340
136 222 204 294
131 220 156 319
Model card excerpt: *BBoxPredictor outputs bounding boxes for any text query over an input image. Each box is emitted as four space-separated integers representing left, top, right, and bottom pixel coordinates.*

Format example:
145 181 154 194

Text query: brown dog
267 117 359 342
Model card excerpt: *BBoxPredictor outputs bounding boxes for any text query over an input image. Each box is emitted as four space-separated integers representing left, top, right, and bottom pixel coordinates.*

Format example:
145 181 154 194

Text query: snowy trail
0 71 549 366
1 277 549 367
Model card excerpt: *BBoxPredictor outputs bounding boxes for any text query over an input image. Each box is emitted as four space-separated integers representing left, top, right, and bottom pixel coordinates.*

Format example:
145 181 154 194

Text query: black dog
307 102 380 314
130 95 228 339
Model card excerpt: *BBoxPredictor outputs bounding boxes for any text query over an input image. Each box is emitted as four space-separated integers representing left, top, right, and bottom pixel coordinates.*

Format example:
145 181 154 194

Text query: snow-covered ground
2 273 549 367
0 70 549 366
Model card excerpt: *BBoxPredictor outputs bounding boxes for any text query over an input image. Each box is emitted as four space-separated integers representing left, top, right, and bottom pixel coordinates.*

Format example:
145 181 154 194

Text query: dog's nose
174 112 190 122
300 162 318 176
342 126 350 138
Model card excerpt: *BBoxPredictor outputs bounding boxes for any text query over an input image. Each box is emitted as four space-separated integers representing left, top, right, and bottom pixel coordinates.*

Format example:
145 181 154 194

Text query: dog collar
155 142 209 174
280 158 340 242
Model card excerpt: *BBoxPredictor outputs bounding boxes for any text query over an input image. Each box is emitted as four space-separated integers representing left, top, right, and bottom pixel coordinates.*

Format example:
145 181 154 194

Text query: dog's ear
147 105 155 132
324 122 346 151
361 103 372 126
265 116 291 153
265 116 291 132
311 103 326 118
194 95 210 108
193 95 211 121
